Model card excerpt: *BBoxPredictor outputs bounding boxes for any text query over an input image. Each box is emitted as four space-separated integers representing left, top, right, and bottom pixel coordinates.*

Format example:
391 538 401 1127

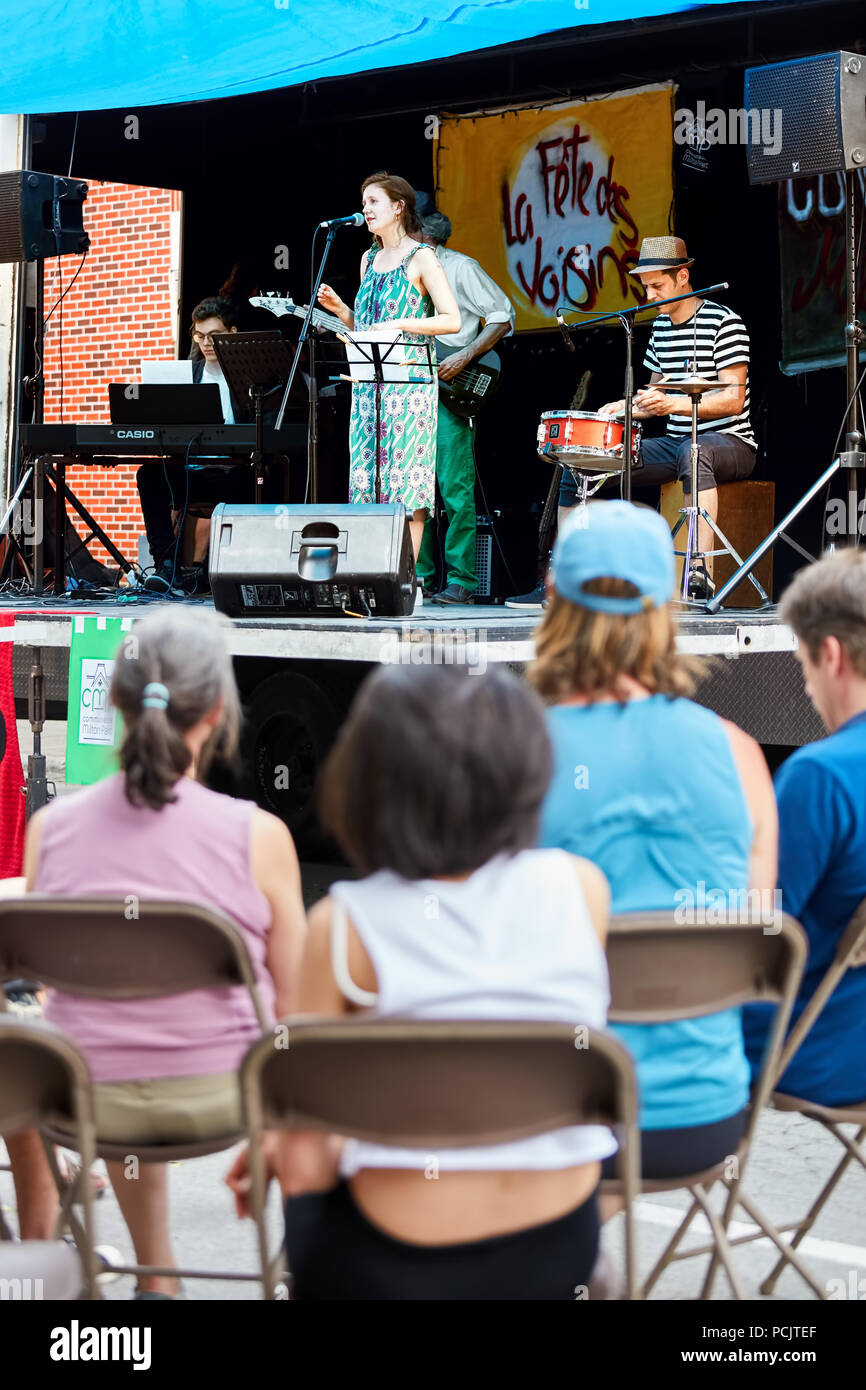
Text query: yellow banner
435 84 675 332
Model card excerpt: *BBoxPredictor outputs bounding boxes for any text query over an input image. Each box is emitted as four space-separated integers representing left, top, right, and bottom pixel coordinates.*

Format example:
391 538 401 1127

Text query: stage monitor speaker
744 51 866 184
0 171 90 264
209 503 416 618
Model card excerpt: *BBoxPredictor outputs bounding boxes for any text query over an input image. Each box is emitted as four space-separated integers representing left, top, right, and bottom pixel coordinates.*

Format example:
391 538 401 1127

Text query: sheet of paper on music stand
343 330 411 384
140 360 194 385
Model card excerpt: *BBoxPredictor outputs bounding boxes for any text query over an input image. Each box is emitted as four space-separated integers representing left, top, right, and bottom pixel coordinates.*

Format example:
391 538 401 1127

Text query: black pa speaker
0 170 89 263
744 51 866 184
209 503 416 618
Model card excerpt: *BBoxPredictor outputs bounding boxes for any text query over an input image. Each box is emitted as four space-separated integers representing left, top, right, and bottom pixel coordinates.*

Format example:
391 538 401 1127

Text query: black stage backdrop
31 0 865 596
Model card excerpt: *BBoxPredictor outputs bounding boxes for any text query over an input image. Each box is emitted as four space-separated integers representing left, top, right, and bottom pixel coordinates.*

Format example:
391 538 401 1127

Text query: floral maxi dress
348 243 437 514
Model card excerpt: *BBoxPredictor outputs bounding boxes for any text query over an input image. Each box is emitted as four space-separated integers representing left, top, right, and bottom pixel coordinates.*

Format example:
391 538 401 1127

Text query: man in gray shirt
418 212 515 604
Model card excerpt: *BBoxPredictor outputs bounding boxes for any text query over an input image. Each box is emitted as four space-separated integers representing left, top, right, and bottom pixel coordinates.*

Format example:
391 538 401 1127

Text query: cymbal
656 376 725 396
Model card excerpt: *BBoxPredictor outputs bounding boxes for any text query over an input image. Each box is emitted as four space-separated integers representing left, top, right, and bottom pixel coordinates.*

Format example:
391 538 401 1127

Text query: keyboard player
138 296 253 593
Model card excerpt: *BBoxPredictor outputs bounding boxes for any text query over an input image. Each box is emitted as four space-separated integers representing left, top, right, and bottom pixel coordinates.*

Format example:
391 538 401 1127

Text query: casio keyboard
20 422 306 458
18 420 309 598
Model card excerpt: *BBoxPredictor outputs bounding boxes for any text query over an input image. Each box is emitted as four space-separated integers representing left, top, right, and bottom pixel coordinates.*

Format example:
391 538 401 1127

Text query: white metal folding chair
602 910 807 1299
0 1011 100 1298
241 1016 640 1299
0 895 270 1292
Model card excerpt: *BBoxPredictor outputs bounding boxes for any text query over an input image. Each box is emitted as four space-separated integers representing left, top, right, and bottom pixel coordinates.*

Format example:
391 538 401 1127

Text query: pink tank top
36 774 275 1082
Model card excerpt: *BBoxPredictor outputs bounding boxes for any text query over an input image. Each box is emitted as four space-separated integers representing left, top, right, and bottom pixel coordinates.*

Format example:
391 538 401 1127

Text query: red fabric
0 614 25 877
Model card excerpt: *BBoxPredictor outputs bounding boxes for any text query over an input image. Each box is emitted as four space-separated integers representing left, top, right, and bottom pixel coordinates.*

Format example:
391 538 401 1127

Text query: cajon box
660 479 775 608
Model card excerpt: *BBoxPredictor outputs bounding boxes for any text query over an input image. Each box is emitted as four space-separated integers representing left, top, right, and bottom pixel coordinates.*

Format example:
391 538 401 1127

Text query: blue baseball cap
549 501 675 614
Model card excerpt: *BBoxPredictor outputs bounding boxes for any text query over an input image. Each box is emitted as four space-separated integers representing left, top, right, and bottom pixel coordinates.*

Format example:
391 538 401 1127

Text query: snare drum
537 410 642 473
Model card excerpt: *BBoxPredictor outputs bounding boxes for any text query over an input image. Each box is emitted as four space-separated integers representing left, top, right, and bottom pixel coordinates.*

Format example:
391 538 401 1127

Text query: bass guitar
249 294 500 419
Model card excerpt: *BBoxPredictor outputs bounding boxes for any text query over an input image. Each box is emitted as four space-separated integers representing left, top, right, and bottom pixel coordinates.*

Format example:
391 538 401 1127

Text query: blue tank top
539 695 753 1130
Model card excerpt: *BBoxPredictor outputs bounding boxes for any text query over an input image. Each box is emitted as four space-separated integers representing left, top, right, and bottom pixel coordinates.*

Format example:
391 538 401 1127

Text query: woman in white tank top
228 665 612 1301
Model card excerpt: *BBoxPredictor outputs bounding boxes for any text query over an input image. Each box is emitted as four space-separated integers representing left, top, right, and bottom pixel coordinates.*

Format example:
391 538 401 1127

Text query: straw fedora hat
630 235 694 276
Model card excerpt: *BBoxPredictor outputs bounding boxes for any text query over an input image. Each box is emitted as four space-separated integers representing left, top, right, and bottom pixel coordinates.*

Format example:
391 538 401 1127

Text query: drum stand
661 379 769 607
563 465 620 510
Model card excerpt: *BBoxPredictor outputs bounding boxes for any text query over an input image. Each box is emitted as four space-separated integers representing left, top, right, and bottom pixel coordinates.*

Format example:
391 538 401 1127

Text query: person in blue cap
529 501 778 1185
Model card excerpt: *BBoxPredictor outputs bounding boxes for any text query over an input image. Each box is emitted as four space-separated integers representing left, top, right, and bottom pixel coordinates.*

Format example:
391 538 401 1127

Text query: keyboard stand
0 465 35 588
30 454 137 597
16 421 308 597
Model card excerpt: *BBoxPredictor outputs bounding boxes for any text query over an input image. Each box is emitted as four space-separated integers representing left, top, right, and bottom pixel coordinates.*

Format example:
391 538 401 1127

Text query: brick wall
41 180 182 562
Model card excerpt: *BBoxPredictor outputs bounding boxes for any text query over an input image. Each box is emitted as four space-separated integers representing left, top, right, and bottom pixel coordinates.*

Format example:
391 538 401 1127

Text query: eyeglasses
192 331 217 343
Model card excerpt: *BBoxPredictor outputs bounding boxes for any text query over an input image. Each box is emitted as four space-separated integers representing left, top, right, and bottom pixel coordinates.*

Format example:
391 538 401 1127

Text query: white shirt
330 848 616 1174
433 245 515 350
201 360 235 424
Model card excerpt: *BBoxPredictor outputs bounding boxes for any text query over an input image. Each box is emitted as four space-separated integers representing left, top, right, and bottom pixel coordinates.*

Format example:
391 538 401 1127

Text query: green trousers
417 403 477 592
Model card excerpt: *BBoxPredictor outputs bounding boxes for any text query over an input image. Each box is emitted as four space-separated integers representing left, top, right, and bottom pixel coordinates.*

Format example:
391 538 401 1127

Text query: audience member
21 608 306 1297
228 664 612 1301
529 502 777 1184
743 550 866 1102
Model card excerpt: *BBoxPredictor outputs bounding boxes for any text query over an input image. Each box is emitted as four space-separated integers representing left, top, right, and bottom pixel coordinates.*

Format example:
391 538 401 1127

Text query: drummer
561 236 756 602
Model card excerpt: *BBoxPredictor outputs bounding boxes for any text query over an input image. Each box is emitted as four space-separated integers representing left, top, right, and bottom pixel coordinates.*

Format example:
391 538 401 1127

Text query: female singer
318 172 460 559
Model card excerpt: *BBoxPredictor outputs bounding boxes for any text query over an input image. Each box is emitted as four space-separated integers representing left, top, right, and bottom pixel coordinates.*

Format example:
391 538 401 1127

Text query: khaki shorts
92 1073 242 1145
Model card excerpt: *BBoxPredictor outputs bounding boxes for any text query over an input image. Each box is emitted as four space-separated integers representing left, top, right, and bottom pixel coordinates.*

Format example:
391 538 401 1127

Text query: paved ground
4 1107 864 1301
16 719 68 800
4 721 866 1300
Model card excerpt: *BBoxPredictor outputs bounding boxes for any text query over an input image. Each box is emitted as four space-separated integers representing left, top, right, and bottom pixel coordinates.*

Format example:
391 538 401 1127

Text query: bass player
416 210 515 605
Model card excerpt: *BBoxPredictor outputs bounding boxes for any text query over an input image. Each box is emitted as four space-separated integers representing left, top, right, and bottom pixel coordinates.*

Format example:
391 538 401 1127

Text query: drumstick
339 373 361 384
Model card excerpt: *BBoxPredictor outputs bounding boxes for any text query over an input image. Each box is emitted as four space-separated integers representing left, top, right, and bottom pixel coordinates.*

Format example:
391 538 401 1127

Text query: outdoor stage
1 593 824 750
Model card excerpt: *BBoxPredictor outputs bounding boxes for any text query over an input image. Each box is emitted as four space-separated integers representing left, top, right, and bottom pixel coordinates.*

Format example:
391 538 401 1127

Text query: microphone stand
307 317 319 504
557 281 730 501
275 223 341 491
708 169 865 612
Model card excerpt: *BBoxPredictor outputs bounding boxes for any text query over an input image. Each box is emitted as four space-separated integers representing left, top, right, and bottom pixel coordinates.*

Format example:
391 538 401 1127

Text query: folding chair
0 1238 84 1300
0 1012 99 1298
240 1016 639 1300
0 895 270 1292
706 895 866 1298
602 910 807 1300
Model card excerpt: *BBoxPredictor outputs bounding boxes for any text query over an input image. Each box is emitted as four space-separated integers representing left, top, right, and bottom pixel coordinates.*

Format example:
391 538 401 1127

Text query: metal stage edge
0 595 794 662
0 595 821 747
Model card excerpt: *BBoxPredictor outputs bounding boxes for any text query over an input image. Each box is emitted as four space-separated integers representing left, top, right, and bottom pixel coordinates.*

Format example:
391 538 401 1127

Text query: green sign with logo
65 615 130 785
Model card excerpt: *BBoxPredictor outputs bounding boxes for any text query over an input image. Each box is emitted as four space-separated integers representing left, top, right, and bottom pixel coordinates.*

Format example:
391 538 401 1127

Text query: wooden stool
660 479 775 608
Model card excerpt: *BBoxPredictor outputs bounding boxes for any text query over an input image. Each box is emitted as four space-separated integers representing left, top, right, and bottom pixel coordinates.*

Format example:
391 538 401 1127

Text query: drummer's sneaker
687 563 716 601
504 582 546 610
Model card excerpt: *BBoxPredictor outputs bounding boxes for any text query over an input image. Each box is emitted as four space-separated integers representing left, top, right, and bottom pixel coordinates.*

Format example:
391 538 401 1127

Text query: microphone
556 312 575 352
319 212 365 229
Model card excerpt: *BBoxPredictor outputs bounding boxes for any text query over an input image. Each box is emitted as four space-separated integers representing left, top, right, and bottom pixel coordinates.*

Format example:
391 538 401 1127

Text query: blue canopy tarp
3 0 752 114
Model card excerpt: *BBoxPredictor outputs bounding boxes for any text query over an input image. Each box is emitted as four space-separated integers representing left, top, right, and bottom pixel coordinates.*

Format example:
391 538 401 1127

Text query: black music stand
343 334 436 501
211 331 294 501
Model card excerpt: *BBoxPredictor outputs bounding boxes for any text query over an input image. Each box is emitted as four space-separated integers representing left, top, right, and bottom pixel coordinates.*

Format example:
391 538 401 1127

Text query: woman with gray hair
22 608 306 1299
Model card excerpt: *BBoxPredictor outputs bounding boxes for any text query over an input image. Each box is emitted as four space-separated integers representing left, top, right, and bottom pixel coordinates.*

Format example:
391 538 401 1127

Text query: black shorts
284 1178 600 1301
558 431 755 507
602 1108 749 1182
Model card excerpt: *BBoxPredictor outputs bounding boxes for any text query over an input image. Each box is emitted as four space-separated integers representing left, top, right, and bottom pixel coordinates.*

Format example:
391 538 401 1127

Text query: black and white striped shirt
644 300 755 448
